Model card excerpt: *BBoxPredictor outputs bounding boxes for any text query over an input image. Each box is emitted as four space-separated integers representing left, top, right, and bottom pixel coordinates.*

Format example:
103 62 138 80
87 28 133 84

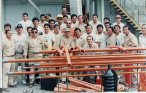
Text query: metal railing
115 0 146 26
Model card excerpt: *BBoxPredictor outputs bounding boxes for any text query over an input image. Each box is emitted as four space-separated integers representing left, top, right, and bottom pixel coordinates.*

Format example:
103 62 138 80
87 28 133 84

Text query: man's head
97 24 103 34
114 25 121 34
62 6 67 15
74 28 81 37
22 12 28 21
66 20 72 28
5 30 12 38
123 25 130 35
64 28 71 37
31 28 38 37
49 19 55 28
104 17 110 24
116 14 122 23
86 25 93 34
71 14 77 23
32 17 39 27
44 23 50 32
40 14 46 22
141 24 146 34
78 15 83 23
27 26 32 36
92 14 98 23
4 23 11 31
86 35 94 45
63 15 68 23
16 24 23 33
54 24 60 34
57 14 63 24
105 22 111 30
107 27 114 36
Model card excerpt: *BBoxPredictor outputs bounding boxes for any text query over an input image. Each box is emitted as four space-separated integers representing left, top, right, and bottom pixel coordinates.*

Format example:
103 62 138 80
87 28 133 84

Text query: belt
3 55 15 57
15 52 23 54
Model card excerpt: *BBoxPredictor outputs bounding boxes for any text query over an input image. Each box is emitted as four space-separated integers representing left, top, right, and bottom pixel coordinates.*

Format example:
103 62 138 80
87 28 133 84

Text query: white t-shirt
13 33 27 53
89 20 102 34
96 33 107 48
42 31 56 50
112 22 125 33
139 34 146 54
115 33 125 46
17 20 33 35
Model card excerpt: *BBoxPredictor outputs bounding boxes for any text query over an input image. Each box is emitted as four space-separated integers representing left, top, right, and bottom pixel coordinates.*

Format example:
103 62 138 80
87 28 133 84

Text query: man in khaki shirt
59 28 74 49
2 30 16 91
123 26 138 48
24 28 44 87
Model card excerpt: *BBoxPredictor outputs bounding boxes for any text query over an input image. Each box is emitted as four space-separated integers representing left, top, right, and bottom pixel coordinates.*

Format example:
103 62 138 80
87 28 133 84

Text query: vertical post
138 10 140 25
0 0 3 90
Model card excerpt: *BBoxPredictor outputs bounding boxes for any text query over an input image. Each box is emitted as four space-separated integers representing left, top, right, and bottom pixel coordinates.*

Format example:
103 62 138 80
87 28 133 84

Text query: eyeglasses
32 31 38 33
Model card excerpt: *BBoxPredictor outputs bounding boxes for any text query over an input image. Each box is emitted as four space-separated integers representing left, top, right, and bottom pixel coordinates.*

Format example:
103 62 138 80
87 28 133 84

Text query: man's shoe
29 83 34 88
22 80 27 85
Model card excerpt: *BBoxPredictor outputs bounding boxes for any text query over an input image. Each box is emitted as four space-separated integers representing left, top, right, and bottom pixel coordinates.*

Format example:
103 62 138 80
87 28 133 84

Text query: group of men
2 6 146 92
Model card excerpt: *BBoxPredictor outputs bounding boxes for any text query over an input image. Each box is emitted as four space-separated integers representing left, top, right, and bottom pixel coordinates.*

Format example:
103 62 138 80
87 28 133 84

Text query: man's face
116 17 121 23
71 16 77 23
62 8 67 14
105 23 110 30
107 28 113 36
93 16 97 22
87 37 93 45
86 26 92 34
57 17 63 23
16 27 23 33
65 31 71 37
49 21 55 28
22 15 28 21
123 27 129 35
33 20 39 26
97 27 103 33
141 25 146 34
114 26 120 33
6 31 12 38
54 26 60 33
66 20 71 28
27 28 32 36
74 30 81 37
32 29 38 37
63 17 68 23
78 16 83 23
40 16 46 22
44 26 49 32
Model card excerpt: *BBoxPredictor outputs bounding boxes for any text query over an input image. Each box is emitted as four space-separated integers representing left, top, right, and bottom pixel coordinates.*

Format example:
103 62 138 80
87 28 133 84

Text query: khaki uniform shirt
24 37 44 58
123 33 138 48
59 35 74 49
106 34 116 47
74 37 86 48
83 43 99 55
2 37 15 57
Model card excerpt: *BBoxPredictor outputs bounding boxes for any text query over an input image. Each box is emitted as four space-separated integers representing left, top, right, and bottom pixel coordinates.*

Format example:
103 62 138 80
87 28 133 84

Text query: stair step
111 3 116 6
122 14 127 17
114 6 119 8
116 9 121 11
125 17 130 20
133 26 138 28
108 0 113 3
128 20 133 23
130 23 135 25
119 11 124 14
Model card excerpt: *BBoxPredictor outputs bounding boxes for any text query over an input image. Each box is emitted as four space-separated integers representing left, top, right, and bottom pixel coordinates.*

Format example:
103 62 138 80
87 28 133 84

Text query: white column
69 0 82 15
0 0 3 89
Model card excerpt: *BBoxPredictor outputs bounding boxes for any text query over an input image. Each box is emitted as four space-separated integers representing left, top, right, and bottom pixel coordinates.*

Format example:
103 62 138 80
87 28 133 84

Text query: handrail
114 0 146 26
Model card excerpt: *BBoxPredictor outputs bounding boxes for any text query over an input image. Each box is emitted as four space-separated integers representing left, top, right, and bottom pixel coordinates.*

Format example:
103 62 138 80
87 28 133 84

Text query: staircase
109 0 146 31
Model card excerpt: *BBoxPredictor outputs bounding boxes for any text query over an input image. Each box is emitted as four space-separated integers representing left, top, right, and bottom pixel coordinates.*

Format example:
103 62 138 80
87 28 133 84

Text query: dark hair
108 27 114 32
114 25 121 29
87 35 93 40
32 28 38 32
32 17 39 22
40 14 46 18
48 19 55 24
104 17 110 22
71 14 77 19
44 23 50 28
92 14 98 18
74 27 81 32
105 22 111 26
97 24 103 29
5 30 11 34
63 15 68 19
4 23 11 29
86 25 93 29
54 24 60 28
62 5 67 9
78 15 82 18
22 12 28 16
123 25 130 30
27 26 32 30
